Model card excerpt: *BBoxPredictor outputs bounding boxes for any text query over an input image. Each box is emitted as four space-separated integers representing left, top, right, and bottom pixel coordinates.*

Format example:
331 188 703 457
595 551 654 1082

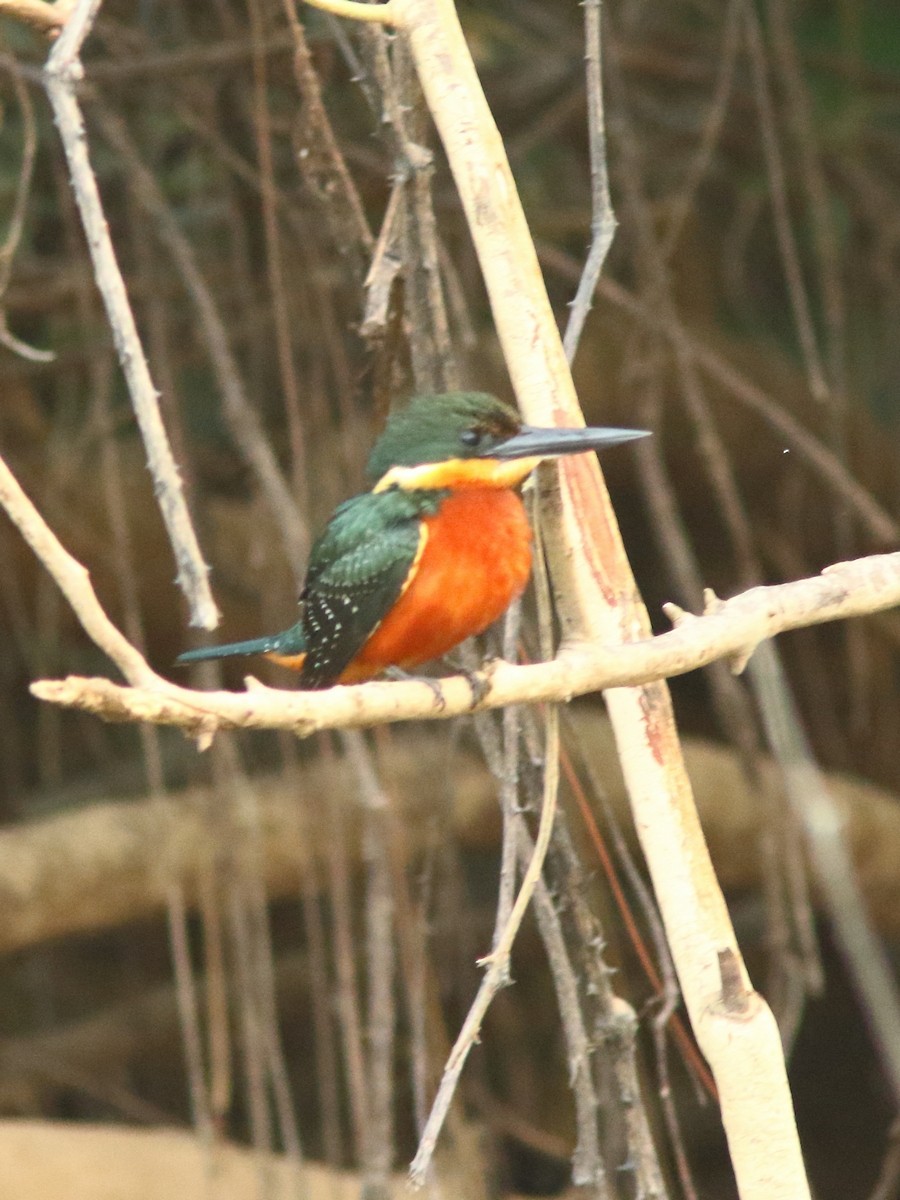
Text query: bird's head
367 392 648 493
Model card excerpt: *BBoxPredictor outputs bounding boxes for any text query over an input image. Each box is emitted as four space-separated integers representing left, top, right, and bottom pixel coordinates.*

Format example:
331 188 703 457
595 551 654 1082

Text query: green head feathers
365 392 521 481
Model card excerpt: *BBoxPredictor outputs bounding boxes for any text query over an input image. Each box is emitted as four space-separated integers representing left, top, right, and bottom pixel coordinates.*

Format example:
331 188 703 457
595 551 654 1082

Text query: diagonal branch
41 0 219 628
303 5 813 1195
0 452 156 688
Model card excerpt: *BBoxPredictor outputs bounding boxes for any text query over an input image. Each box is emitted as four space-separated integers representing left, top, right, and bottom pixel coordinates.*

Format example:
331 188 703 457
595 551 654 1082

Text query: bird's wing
297 489 439 688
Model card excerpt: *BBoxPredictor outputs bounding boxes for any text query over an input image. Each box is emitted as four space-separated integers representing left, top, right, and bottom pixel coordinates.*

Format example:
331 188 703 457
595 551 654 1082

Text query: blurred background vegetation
0 0 898 1196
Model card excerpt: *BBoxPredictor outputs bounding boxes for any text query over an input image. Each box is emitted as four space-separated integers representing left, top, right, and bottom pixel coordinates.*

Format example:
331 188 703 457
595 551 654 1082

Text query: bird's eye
459 428 483 448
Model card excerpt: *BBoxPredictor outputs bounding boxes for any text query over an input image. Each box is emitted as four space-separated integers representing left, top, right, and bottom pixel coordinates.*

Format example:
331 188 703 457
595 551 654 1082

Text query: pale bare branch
42 0 219 628
0 451 156 687
22 548 900 736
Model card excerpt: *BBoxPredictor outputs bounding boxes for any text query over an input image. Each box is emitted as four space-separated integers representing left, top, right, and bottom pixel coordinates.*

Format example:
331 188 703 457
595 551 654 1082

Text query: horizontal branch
31 549 900 737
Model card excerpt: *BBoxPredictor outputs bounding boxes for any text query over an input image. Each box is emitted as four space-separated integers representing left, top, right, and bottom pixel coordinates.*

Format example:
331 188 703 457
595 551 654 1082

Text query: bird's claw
458 665 491 709
384 666 447 710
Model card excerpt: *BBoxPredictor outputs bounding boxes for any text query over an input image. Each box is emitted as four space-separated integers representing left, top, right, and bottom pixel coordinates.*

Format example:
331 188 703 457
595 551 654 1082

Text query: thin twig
220 751 307 1188
226 873 276 1171
89 99 310 574
547 782 673 1195
742 2 829 405
469 562 607 1191
750 642 900 1107
489 600 523 977
361 180 405 338
165 883 213 1141
523 831 610 1197
765 0 847 402
42 0 218 628
659 0 743 259
652 1015 700 1200
0 55 54 362
281 0 372 282
247 0 310 507
244 847 307 1185
343 730 396 1199
321 735 371 1163
197 853 232 1128
371 724 447 1146
562 0 615 364
212 741 284 1185
409 703 560 1186
565 729 715 1168
593 274 899 548
292 757 344 1165
358 23 457 392
603 996 669 1199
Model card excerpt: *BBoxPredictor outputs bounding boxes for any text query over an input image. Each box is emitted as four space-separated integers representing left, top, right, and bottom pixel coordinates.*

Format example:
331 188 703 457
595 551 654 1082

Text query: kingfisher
177 392 646 689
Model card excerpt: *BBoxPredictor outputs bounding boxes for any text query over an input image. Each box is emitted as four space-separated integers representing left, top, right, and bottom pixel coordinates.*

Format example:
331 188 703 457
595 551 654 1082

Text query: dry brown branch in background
5 718 900 959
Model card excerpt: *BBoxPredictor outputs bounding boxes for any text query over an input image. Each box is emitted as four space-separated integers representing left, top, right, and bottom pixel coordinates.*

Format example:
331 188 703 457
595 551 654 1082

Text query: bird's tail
176 626 305 666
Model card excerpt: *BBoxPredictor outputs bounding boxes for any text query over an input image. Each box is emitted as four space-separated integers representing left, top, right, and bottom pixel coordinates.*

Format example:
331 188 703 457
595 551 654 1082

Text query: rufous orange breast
339 488 532 683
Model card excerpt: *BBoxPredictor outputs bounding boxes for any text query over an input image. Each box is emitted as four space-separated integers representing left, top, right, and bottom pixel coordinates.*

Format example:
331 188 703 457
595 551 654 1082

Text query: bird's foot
441 655 493 709
459 665 491 708
384 666 447 711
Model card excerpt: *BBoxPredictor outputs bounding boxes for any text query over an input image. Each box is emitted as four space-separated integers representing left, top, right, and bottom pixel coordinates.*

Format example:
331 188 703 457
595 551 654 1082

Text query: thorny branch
409 703 560 1187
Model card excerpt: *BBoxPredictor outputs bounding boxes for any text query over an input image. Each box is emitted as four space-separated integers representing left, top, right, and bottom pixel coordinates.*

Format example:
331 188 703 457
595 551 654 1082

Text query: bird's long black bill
488 424 649 461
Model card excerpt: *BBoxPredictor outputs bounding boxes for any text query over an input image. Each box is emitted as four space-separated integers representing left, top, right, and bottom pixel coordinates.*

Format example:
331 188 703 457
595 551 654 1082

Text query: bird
176 392 647 689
